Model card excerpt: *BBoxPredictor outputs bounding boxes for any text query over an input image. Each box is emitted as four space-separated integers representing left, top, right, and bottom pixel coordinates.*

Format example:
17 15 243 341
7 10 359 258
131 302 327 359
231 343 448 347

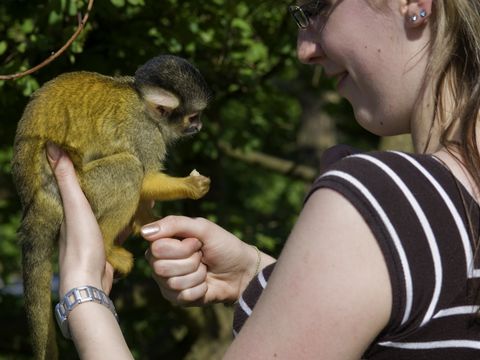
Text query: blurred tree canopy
0 0 388 358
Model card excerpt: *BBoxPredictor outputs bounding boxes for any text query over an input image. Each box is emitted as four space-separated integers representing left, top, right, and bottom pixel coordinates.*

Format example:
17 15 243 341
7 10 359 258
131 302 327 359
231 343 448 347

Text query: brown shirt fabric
233 145 480 359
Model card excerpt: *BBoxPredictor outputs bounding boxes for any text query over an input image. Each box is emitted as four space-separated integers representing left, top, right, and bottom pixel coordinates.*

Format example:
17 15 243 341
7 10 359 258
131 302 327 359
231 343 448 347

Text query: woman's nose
297 29 325 64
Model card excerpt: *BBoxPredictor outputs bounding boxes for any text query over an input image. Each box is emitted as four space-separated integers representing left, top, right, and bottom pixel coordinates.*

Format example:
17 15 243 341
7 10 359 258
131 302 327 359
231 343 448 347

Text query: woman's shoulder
318 144 432 173
307 145 480 348
308 145 439 204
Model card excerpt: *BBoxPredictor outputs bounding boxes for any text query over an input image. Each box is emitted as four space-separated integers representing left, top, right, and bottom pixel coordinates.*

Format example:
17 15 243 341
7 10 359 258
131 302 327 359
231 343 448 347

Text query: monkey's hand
186 169 210 199
141 171 210 201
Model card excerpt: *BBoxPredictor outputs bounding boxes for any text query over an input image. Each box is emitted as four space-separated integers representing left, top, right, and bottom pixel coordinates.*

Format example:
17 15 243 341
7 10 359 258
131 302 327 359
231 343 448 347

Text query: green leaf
18 76 40 96
127 0 145 5
21 19 34 34
235 2 249 17
111 0 125 7
48 10 62 25
199 29 214 43
0 41 7 56
245 42 268 63
68 0 78 16
231 18 251 36
16 42 27 53
189 22 199 34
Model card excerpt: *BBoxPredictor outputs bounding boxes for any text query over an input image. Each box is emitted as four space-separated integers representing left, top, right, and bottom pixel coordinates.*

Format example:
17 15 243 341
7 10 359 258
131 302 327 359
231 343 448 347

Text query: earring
409 9 427 23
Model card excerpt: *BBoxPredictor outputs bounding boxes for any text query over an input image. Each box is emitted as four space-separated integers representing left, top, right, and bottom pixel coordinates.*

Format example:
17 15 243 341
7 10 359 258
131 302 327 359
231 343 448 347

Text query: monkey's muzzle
183 114 202 135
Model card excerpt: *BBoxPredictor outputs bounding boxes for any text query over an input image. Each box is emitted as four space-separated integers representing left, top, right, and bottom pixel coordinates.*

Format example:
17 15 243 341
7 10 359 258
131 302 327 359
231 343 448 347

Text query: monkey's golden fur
12 56 211 359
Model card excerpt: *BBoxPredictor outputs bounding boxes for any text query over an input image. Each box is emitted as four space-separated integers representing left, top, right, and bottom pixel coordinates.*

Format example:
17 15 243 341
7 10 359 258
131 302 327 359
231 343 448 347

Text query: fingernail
141 224 160 236
46 142 61 162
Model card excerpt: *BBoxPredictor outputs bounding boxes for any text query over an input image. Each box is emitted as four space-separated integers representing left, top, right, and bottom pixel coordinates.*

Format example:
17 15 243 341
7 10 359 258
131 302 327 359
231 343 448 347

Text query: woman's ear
400 0 433 28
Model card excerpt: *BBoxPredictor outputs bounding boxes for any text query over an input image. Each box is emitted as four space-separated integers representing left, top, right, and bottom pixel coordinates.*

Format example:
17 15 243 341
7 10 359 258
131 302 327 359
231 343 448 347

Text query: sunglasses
288 0 330 29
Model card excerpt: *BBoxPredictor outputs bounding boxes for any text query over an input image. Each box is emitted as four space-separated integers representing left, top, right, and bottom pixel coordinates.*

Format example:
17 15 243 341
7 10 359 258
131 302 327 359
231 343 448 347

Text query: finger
159 282 208 305
46 143 103 254
177 282 208 304
149 251 202 278
141 215 208 241
102 262 115 295
161 263 207 291
149 237 202 259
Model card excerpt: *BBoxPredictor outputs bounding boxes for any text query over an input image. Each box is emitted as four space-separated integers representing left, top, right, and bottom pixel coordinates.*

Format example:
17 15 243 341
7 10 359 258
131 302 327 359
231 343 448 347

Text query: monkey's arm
140 171 210 201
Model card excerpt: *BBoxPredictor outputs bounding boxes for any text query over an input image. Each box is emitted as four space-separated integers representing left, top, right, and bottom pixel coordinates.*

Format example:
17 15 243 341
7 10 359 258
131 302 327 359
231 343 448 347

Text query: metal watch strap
54 285 119 339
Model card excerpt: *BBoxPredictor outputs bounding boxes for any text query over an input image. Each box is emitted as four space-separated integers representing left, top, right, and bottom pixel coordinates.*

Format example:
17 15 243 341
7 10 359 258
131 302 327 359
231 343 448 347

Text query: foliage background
0 0 407 358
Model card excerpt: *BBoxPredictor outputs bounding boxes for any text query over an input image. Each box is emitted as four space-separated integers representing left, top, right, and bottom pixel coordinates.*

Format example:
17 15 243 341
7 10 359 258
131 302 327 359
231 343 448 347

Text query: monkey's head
134 55 212 140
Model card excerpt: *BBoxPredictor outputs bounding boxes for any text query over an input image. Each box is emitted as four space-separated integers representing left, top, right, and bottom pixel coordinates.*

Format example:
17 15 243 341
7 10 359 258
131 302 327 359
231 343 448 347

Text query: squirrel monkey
12 55 211 360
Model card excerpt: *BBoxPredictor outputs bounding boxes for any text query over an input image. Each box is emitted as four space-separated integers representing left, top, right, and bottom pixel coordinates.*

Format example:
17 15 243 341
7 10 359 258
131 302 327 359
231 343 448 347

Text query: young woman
49 0 480 358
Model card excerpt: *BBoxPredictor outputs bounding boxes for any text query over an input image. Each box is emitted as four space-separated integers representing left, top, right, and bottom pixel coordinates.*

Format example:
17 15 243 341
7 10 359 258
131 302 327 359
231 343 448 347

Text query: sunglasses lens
289 6 309 28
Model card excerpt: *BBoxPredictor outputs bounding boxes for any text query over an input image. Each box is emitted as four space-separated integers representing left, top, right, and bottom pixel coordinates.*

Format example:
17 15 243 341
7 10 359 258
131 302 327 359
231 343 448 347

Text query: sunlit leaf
0 41 7 56
111 0 125 7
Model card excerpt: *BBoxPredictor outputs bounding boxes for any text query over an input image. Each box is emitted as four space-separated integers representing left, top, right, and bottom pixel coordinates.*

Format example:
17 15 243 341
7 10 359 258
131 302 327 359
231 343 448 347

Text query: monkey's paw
187 170 210 199
107 246 134 275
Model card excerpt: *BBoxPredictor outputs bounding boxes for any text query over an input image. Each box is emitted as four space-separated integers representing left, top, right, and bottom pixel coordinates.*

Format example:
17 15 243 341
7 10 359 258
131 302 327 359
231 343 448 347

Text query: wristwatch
55 285 119 339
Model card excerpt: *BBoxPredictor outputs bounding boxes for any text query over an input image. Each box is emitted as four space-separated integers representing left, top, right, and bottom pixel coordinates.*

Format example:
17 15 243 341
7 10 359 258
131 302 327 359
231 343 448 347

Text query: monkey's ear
142 86 180 113
155 105 173 117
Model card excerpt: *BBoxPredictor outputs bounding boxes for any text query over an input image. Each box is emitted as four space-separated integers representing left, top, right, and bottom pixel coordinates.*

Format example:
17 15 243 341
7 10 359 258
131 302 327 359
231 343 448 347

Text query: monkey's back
12 72 143 207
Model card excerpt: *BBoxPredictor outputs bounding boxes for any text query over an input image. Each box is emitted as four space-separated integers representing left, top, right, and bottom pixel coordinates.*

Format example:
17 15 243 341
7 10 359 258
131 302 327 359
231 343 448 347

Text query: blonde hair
425 1 480 187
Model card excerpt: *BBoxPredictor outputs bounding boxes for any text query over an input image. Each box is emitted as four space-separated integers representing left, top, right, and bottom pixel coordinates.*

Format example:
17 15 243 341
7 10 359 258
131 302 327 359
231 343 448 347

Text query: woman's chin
353 108 409 137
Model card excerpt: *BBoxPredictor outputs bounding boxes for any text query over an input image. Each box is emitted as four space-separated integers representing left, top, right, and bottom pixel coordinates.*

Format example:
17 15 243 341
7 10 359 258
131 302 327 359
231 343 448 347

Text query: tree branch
0 0 94 81
218 141 318 182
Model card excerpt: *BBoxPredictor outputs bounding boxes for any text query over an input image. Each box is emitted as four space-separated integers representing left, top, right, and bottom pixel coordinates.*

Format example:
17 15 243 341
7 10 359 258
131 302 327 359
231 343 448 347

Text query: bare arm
47 144 133 360
225 189 392 359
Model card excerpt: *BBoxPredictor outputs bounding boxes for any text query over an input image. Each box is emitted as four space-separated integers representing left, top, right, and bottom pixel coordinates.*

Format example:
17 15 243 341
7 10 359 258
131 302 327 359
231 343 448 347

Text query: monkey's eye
156 105 172 117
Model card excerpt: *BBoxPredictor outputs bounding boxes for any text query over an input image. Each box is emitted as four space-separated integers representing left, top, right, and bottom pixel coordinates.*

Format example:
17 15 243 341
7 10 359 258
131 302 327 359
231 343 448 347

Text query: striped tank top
233 145 480 359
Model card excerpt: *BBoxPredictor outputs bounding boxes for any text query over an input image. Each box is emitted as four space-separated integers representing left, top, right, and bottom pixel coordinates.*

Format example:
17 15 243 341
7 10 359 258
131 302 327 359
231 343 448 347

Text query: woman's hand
142 216 276 305
46 143 113 296
47 143 132 358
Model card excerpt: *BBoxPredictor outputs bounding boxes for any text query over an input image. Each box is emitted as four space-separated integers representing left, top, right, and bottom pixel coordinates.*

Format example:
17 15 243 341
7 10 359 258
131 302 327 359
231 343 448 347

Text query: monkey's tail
20 192 63 360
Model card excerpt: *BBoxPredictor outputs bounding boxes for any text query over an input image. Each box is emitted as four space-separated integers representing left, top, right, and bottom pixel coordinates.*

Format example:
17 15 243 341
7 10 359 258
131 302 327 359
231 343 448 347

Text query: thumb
45 142 90 221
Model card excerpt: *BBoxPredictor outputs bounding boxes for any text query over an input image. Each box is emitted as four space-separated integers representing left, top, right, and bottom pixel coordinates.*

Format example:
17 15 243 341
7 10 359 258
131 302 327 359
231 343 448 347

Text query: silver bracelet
55 285 119 339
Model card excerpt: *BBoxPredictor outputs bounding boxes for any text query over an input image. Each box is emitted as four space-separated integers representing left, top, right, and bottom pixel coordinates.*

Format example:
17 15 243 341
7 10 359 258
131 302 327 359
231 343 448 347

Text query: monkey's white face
142 86 204 140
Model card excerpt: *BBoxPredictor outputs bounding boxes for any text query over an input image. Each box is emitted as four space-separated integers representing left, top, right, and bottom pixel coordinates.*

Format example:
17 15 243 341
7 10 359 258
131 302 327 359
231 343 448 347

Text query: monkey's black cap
134 55 212 107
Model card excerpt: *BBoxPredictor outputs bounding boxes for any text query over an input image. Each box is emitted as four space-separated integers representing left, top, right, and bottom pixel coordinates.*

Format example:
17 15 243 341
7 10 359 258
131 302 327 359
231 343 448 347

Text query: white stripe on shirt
433 306 480 319
397 151 480 278
379 340 480 350
238 295 252 316
321 169 414 325
258 270 267 289
354 154 443 327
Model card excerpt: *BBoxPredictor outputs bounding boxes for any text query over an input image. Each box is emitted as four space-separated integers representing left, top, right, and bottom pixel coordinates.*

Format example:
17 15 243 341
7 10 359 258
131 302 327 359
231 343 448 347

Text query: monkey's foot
132 200 157 235
132 217 156 235
107 246 134 275
186 170 210 199
132 221 142 236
